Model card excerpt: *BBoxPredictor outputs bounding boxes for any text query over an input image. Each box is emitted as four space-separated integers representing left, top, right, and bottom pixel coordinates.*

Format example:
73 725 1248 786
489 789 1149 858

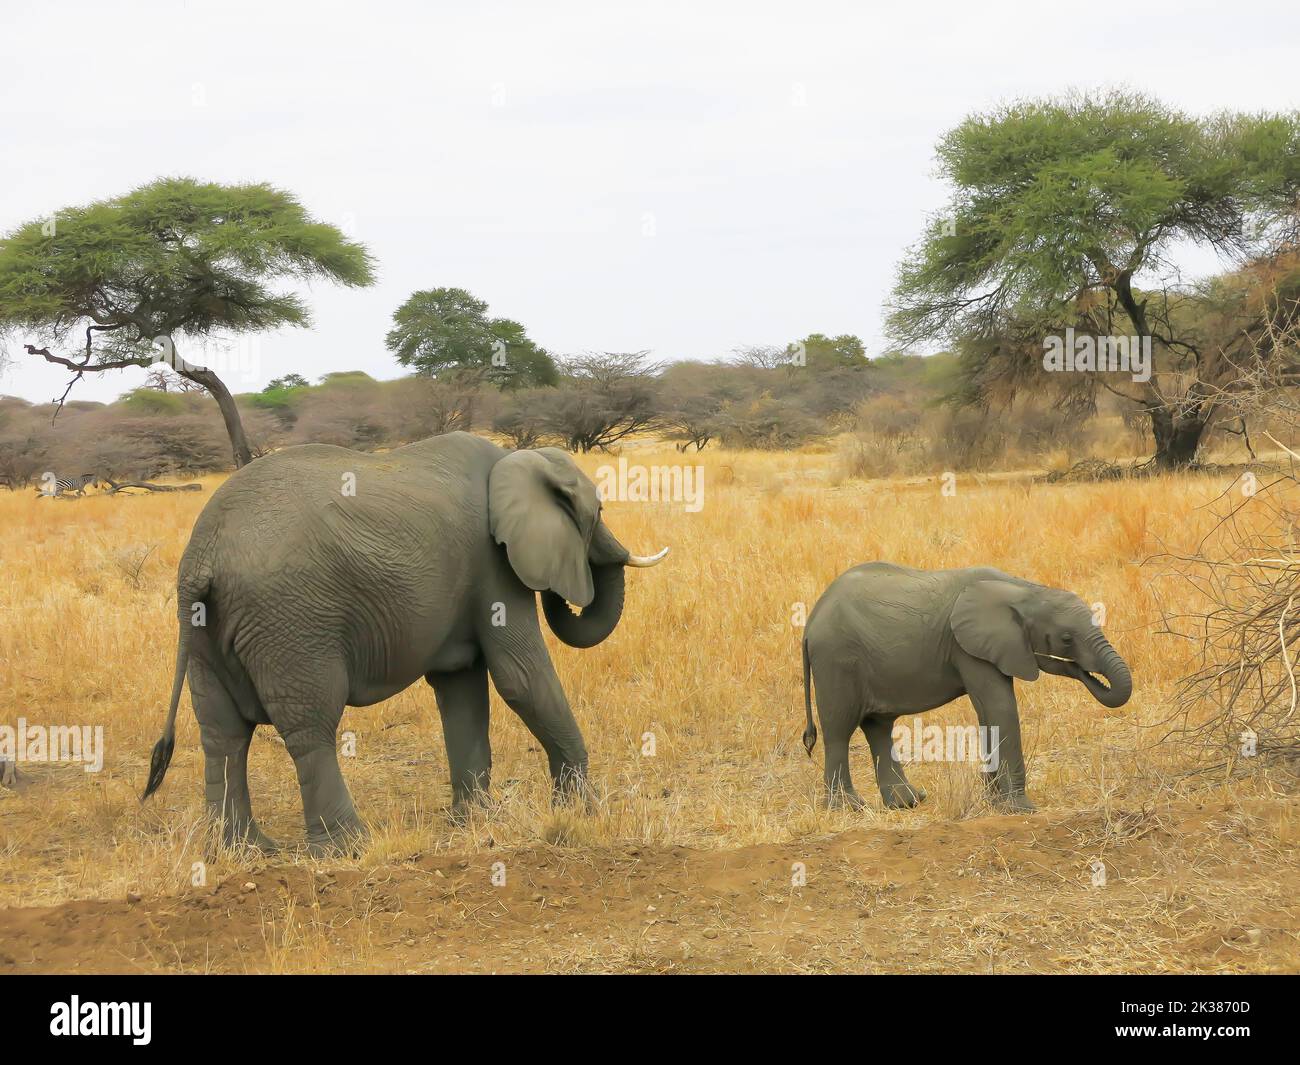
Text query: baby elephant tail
801 635 817 756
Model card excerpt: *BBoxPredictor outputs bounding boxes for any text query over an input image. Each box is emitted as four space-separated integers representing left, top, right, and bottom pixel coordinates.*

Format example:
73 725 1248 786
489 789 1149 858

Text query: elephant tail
142 639 187 800
142 569 208 801
801 635 817 756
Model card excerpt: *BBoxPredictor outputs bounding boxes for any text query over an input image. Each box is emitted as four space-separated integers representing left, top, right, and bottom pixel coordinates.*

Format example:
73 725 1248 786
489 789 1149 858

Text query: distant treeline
0 345 947 485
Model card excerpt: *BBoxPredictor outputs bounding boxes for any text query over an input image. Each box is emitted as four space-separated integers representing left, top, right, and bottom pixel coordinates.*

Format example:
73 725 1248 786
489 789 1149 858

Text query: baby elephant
802 563 1132 812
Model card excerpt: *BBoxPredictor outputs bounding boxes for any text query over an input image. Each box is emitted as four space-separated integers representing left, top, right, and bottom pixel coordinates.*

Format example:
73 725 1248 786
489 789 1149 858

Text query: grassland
0 441 1296 972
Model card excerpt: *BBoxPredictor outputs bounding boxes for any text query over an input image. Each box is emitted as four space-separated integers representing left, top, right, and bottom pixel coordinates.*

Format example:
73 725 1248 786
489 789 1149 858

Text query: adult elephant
802 563 1131 813
142 432 667 855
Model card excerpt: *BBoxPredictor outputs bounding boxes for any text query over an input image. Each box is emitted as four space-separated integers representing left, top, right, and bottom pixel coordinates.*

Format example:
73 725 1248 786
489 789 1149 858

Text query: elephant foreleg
955 655 1036 813
427 663 492 819
485 638 589 804
861 715 926 809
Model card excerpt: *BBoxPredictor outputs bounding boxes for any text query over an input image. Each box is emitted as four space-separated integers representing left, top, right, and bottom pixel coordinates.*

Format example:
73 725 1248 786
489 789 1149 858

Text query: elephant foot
990 791 1037 814
448 791 492 826
305 819 369 859
231 822 280 855
827 787 866 812
212 817 280 856
882 783 927 810
550 768 594 812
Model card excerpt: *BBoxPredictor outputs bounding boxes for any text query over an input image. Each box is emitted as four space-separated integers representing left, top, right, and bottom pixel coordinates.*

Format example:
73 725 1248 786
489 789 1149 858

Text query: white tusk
625 546 669 568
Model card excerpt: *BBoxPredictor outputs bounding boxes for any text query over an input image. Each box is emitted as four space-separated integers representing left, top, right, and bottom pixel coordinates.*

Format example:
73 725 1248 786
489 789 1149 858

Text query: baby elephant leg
822 725 865 811
809 655 867 810
861 716 927 809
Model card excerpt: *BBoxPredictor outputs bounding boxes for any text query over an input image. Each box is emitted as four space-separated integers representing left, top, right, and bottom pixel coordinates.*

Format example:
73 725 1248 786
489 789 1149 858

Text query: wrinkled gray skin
802 563 1132 813
142 432 666 856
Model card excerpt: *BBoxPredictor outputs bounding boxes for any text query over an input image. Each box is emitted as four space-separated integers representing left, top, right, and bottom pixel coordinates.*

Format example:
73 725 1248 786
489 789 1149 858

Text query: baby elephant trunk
1080 636 1132 709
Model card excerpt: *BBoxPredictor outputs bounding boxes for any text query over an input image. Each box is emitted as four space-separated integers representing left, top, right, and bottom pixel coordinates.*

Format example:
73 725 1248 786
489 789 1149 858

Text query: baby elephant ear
951 580 1040 681
488 449 595 608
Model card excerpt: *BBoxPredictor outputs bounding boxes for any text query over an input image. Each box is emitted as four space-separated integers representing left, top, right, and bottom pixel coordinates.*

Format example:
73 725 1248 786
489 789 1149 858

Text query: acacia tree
539 351 661 452
0 177 375 467
658 360 745 451
889 91 1300 468
385 287 558 388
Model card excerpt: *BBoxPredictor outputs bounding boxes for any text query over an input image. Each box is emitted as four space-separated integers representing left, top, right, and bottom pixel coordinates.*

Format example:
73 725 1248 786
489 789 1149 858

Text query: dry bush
838 394 926 478
719 393 824 450
1161 470 1300 765
288 392 392 449
1159 312 1300 766
386 373 490 439
492 388 556 449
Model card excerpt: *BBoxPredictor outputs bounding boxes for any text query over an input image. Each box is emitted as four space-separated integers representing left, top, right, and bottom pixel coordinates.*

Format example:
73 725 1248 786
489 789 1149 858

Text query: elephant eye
1062 633 1074 645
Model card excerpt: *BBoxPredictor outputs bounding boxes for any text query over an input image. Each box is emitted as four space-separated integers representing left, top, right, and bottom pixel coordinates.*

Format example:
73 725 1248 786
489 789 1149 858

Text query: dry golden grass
1 441 1297 973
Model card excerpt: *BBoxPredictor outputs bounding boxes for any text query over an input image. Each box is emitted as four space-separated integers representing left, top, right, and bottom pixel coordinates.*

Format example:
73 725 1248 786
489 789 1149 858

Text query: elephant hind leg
191 658 278 853
809 656 867 811
823 731 866 811
261 665 367 857
861 715 926 809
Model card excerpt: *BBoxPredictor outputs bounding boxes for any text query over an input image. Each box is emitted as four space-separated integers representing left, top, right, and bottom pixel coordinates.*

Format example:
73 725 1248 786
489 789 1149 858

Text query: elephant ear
950 580 1040 681
488 449 596 608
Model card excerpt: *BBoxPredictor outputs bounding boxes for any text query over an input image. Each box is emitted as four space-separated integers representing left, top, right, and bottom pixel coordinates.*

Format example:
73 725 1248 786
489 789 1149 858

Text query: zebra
37 473 103 498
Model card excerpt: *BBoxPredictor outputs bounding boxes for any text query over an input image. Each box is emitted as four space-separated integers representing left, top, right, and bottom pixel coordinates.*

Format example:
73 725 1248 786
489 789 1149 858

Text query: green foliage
888 91 1300 348
265 374 309 391
249 373 312 417
0 176 375 360
118 388 189 416
869 350 960 406
385 287 558 388
791 333 869 371
247 387 302 414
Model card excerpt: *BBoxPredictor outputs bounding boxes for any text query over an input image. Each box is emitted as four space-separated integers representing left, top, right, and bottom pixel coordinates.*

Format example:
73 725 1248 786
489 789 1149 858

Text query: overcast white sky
2 0 1296 403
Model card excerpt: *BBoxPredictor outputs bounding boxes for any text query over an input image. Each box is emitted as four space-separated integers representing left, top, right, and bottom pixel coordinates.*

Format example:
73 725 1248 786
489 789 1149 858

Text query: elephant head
488 447 668 648
950 579 1132 708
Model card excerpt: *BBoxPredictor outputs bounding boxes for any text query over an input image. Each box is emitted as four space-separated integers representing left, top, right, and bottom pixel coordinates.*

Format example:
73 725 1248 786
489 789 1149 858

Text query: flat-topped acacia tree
0 177 375 467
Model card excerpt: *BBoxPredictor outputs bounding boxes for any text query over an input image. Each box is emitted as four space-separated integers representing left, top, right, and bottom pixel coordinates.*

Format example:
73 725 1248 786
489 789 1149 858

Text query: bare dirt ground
2 794 1295 974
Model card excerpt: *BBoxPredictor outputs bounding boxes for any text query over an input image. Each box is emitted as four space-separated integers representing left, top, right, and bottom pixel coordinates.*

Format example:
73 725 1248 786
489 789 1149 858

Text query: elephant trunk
540 522 625 649
1079 637 1132 708
542 563 626 649
541 521 667 649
